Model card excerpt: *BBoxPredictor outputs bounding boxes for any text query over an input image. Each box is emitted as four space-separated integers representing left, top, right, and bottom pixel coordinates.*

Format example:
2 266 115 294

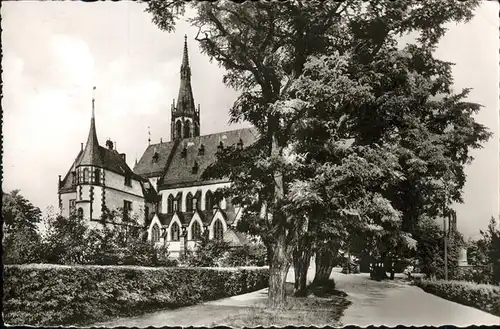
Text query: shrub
454 266 494 285
3 264 269 326
415 279 500 316
221 244 268 267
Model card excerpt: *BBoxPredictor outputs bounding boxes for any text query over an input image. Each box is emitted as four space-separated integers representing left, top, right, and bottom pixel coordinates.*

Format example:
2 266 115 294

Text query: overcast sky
2 2 498 239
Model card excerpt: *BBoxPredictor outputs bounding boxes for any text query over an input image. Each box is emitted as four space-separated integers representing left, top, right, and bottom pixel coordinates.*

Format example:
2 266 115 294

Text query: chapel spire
79 86 104 167
171 35 200 141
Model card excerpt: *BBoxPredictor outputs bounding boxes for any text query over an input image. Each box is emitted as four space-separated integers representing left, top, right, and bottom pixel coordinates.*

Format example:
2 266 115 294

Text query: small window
94 169 101 185
151 224 161 243
217 141 224 152
171 222 180 241
152 152 159 163
124 176 132 187
213 219 224 240
83 168 89 183
198 144 205 155
191 221 201 240
123 200 132 219
77 207 84 219
69 199 76 215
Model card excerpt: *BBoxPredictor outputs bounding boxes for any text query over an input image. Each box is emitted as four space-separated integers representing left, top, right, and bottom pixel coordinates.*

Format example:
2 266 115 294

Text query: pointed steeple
78 86 104 167
175 35 196 116
171 35 200 141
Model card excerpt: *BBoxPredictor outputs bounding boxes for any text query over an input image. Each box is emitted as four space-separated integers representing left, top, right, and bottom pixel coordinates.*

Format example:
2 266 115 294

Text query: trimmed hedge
415 279 500 316
3 264 269 326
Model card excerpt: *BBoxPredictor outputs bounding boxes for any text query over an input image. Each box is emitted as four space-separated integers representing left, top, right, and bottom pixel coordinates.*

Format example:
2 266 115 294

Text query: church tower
171 35 200 141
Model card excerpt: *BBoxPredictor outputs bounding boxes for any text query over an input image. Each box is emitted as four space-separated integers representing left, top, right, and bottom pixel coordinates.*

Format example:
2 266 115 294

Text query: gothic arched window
184 121 191 138
94 168 100 185
186 192 194 212
82 168 89 183
167 194 174 213
213 219 224 240
191 221 201 240
171 222 180 241
176 120 182 139
151 224 160 243
205 190 213 211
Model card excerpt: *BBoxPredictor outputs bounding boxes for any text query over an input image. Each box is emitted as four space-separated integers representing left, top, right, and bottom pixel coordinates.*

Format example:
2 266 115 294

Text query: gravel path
333 271 500 327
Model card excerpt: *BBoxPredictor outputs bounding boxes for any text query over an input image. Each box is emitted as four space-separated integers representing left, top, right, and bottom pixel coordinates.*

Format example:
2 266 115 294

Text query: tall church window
167 194 174 213
184 121 191 138
151 224 160 243
205 190 213 211
94 169 101 185
191 221 201 240
175 193 182 212
83 168 89 183
213 219 224 240
171 222 180 241
176 120 182 139
186 192 194 212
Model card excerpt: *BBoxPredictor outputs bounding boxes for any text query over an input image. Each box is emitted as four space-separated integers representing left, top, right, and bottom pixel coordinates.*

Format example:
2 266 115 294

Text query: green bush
3 264 269 326
221 244 268 267
415 279 500 316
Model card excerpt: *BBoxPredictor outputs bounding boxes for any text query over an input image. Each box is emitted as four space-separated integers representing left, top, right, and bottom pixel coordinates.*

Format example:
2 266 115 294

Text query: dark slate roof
158 127 258 188
79 115 105 167
133 141 179 178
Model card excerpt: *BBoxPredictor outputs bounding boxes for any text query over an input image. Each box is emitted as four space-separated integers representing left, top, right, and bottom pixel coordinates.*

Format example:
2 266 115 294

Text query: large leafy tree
147 0 486 306
2 190 43 264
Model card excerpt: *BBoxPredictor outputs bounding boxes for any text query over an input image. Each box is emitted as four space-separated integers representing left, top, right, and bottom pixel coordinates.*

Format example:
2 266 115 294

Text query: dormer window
152 152 159 163
237 138 244 150
124 175 132 187
181 146 187 158
217 141 224 152
198 144 205 156
192 161 199 174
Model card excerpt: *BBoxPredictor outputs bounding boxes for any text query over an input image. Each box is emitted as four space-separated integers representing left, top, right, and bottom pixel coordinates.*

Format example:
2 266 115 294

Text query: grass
211 282 352 327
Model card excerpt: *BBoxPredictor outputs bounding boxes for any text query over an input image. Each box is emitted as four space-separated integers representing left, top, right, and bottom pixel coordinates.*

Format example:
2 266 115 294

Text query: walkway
332 271 500 327
93 267 499 327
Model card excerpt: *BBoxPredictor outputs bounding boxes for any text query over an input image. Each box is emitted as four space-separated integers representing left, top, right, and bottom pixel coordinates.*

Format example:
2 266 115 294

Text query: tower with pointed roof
171 35 200 141
58 87 159 228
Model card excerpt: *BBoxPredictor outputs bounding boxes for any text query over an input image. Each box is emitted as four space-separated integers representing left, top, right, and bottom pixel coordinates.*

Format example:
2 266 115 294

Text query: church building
58 36 257 257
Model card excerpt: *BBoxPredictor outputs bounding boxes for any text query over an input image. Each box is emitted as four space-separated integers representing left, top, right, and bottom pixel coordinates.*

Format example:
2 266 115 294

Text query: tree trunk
313 249 336 285
268 234 291 309
293 241 312 297
390 259 395 280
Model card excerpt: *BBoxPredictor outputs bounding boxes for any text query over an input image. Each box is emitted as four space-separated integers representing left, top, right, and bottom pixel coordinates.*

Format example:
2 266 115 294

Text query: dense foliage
182 231 267 267
412 216 464 280
3 264 269 326
415 279 500 316
147 0 490 304
2 190 43 264
465 216 500 284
